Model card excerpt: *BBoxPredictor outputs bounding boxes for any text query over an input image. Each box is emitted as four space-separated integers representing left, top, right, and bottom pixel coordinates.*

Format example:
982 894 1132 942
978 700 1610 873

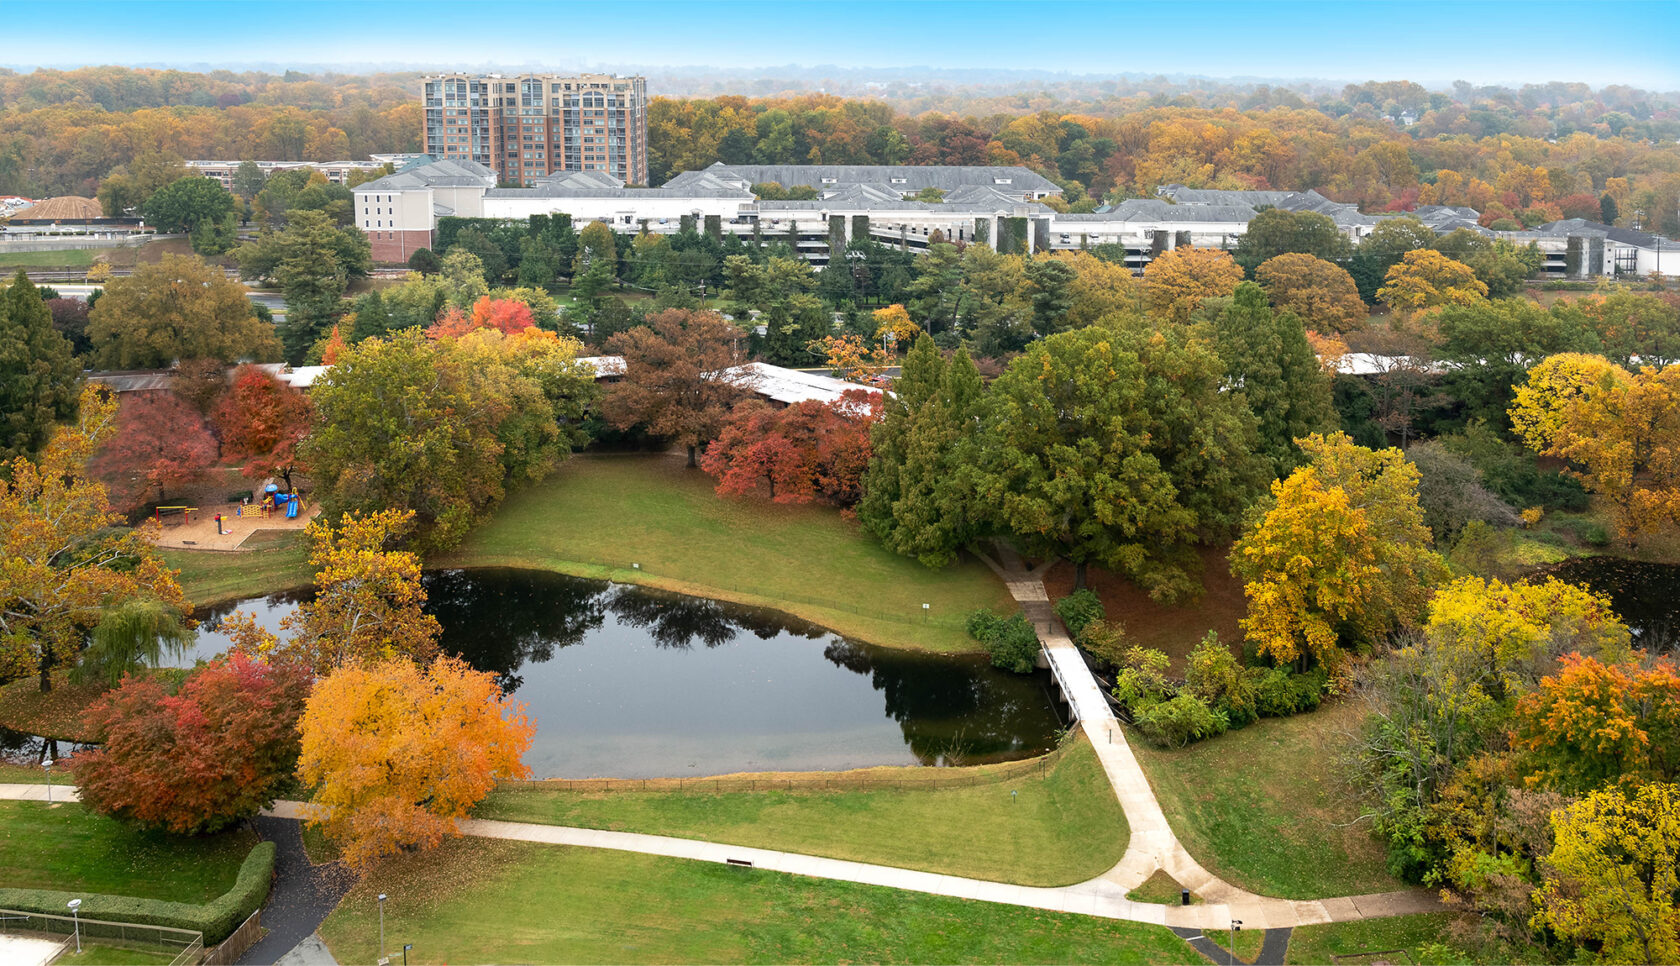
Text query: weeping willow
72 600 193 687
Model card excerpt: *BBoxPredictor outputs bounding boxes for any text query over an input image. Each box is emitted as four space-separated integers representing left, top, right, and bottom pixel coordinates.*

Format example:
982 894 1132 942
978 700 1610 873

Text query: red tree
87 392 219 511
1556 193 1605 222
73 650 314 833
426 297 535 339
701 388 880 507
214 364 312 491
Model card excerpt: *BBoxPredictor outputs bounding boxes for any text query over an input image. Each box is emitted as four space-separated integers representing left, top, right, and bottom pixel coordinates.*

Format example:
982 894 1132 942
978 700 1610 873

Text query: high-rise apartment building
421 72 648 187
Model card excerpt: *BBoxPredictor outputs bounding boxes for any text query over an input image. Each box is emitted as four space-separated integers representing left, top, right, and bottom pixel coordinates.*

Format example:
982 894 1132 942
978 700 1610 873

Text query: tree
427 296 536 339
1232 432 1445 670
235 210 371 362
231 160 266 201
1349 216 1436 303
0 386 190 690
214 364 312 492
1534 782 1680 965
1431 230 1543 298
1232 208 1352 275
603 309 754 468
1201 282 1336 477
279 509 442 673
297 655 534 871
140 177 235 236
973 322 1263 597
700 390 879 506
813 333 891 383
1049 250 1139 328
723 255 830 366
44 296 92 357
88 254 281 368
1513 654 1680 794
1141 247 1245 324
73 650 312 834
450 227 507 284
871 303 920 351
0 270 79 463
1601 192 1621 226
1406 440 1519 542
1377 249 1488 319
1254 253 1367 333
303 329 596 552
87 392 219 512
1510 354 1680 541
407 247 441 275
1571 291 1680 369
1024 256 1077 336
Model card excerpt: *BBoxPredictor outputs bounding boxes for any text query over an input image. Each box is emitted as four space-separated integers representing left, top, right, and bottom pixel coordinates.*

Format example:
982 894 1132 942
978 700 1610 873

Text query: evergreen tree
1599 193 1619 226
349 291 395 342
858 334 944 545
0 270 79 462
884 347 985 566
1202 282 1336 478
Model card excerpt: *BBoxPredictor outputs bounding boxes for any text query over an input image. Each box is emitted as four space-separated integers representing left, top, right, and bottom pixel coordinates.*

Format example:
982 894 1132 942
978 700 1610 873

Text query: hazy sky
7 0 1677 89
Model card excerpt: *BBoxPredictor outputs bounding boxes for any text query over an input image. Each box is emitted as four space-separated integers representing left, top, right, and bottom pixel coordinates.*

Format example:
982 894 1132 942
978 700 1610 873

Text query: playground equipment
247 484 304 519
154 506 197 526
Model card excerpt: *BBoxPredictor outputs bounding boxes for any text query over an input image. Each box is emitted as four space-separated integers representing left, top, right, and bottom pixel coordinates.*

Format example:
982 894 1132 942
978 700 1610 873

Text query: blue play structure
263 483 301 519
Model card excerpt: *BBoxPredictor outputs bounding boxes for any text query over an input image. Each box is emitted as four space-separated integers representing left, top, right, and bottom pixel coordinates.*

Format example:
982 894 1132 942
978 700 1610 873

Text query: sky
5 0 1678 90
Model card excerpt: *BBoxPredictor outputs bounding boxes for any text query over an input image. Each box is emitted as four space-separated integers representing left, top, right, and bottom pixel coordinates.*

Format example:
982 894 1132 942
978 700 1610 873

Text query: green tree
0 270 79 462
88 254 281 368
973 322 1263 597
451 227 507 284
723 254 830 365
1348 216 1435 302
1435 298 1597 427
140 176 235 239
231 160 267 201
407 248 441 275
347 290 395 342
858 334 944 548
1201 282 1336 477
1025 256 1077 337
1232 208 1353 275
236 210 371 362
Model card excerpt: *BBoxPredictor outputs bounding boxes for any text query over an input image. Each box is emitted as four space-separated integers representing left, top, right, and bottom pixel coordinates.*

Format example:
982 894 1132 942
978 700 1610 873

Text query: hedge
0 840 275 945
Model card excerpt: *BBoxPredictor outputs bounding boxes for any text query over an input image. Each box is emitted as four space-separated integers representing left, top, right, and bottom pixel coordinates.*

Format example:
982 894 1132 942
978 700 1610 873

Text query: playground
145 486 320 552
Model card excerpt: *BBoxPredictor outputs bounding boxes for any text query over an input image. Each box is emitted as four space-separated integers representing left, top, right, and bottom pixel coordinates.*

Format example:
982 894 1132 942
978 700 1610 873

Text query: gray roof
353 158 496 192
679 163 1061 196
486 171 753 201
1156 184 1303 207
1536 218 1675 249
1086 198 1258 223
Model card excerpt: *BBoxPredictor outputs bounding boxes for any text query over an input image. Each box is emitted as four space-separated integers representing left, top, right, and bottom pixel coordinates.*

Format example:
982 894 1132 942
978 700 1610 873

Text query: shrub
1078 618 1130 667
1248 666 1328 717
1184 633 1257 727
1136 693 1226 747
1054 589 1106 642
966 609 1040 674
0 840 274 945
1112 646 1174 715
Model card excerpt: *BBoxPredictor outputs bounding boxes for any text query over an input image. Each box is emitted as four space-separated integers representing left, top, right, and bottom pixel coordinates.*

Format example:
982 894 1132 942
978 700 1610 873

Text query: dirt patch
1042 545 1246 671
0 674 106 741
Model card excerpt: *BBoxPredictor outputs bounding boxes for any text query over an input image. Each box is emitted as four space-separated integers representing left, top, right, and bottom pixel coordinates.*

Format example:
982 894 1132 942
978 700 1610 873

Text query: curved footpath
0 553 1436 952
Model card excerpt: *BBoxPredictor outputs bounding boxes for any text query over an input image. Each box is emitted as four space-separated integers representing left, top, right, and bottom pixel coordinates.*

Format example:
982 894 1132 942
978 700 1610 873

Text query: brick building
421 72 648 187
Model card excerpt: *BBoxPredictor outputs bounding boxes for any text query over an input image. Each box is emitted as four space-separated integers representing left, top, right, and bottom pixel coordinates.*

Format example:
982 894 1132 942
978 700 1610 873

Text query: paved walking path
234 816 352 966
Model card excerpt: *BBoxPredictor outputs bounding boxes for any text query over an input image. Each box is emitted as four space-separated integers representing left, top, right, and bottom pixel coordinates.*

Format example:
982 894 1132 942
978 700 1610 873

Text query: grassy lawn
0 673 107 741
1206 925 1264 962
55 945 180 965
0 802 256 903
157 529 312 608
319 838 1196 965
478 738 1125 887
1125 869 1197 905
1285 913 1475 965
438 453 1014 653
0 248 97 268
1129 698 1403 900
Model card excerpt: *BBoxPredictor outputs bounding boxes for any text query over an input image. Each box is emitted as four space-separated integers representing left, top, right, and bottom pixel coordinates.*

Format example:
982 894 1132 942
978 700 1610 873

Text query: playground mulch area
146 500 320 551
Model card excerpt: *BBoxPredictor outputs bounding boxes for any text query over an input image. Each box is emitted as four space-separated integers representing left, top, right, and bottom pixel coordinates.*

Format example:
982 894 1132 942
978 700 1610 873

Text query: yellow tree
1048 250 1140 327
871 303 920 353
0 386 190 690
812 333 890 384
1534 782 1680 966
279 509 442 673
1231 432 1445 670
1510 355 1680 540
1255 252 1368 333
1140 247 1244 324
296 655 534 870
1376 249 1488 319
1425 576 1631 702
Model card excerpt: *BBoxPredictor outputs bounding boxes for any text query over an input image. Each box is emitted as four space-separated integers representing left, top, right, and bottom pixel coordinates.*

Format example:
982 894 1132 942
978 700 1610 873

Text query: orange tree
0 386 189 690
1376 249 1488 321
214 364 313 493
296 654 534 871
1140 246 1244 324
1254 252 1367 334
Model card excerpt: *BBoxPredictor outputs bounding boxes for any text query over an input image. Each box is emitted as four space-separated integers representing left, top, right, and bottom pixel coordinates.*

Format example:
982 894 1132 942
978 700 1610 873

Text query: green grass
157 530 311 608
1130 699 1404 900
1125 869 1198 905
438 454 1015 653
54 944 180 965
318 838 1196 965
1207 925 1265 962
1285 913 1474 965
0 249 97 268
0 802 256 903
478 738 1125 887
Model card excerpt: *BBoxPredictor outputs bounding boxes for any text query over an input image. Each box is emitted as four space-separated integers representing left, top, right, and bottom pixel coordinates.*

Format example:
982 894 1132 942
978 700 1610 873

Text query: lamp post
42 757 52 804
403 943 413 965
378 893 388 963
1228 919 1242 966
67 899 82 953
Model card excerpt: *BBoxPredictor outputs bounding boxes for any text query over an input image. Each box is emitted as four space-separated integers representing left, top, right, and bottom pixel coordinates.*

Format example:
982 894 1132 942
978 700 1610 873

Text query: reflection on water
186 568 1061 778
1547 557 1680 653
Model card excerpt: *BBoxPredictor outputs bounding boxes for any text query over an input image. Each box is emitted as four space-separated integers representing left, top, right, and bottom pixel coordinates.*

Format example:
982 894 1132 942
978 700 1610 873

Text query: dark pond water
1546 557 1680 653
182 568 1062 779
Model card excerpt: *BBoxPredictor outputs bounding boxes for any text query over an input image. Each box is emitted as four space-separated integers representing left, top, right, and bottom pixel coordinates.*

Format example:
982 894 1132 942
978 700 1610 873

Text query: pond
1546 557 1680 654
185 569 1063 779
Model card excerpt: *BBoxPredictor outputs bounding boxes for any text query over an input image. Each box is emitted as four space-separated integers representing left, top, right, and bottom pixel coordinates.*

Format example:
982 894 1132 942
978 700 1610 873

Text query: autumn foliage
426 296 537 339
215 364 313 491
1513 653 1680 793
74 650 313 833
1140 247 1245 323
701 389 881 507
297 655 534 871
87 392 220 512
1254 253 1367 333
